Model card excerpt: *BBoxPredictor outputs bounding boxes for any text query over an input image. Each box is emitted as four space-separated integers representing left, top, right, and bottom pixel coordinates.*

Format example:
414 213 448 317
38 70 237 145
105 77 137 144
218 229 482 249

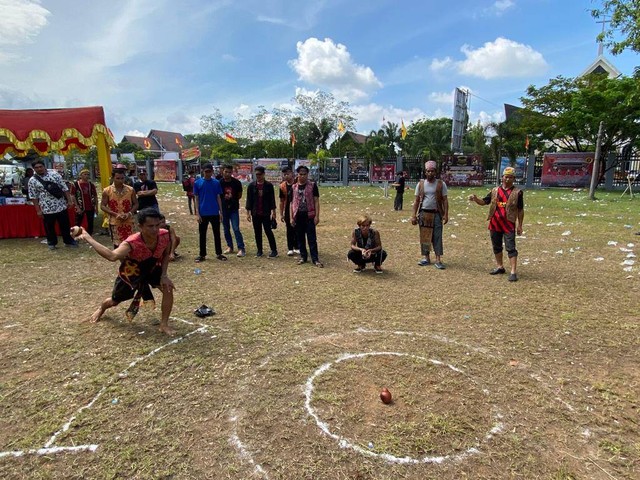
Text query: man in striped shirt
469 167 524 282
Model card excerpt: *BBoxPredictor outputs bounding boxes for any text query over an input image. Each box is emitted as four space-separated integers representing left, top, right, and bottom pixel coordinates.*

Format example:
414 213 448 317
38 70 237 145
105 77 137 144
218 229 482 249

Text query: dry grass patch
0 184 638 479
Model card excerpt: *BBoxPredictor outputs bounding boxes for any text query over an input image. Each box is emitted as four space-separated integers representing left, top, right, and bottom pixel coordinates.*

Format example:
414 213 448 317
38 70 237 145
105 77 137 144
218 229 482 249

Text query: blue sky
0 0 638 142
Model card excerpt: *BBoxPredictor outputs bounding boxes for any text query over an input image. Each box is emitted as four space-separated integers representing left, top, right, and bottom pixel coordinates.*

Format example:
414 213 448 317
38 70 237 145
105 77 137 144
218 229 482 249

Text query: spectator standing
134 171 159 211
182 172 196 215
245 166 278 258
279 166 299 256
194 163 226 262
291 165 323 267
101 170 138 248
219 164 246 257
72 168 98 235
28 159 78 250
391 170 407 211
21 167 34 199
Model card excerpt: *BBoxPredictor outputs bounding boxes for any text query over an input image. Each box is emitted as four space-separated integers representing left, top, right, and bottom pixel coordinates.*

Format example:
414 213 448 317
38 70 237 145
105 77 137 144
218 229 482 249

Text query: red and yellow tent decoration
0 106 116 189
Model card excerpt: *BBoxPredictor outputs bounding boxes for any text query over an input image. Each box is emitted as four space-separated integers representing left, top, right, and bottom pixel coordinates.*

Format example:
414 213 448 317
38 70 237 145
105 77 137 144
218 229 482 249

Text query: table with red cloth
0 205 87 239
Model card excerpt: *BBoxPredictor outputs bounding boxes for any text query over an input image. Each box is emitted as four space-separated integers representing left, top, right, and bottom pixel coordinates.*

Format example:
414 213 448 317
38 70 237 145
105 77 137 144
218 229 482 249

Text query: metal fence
332 151 640 189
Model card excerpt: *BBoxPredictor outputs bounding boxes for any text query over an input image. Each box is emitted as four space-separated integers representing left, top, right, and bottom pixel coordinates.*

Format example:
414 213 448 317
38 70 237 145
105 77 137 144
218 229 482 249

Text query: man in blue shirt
194 163 226 262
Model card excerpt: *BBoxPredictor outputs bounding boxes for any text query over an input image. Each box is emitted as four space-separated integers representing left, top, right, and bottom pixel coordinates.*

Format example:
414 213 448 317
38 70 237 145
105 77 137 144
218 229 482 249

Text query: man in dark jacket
245 166 278 258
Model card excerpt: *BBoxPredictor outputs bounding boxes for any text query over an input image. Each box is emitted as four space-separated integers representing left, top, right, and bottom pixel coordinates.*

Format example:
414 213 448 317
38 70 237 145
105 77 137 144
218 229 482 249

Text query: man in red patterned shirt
469 167 524 282
78 208 176 335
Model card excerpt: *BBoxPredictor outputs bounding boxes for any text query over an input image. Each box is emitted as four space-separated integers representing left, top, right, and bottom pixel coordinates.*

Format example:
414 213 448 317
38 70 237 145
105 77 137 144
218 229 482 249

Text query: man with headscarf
469 166 524 282
410 160 449 269
72 168 98 235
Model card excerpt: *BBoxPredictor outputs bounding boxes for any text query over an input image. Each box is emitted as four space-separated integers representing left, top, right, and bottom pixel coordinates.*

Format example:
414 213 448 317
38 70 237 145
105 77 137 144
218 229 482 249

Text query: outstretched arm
78 230 130 261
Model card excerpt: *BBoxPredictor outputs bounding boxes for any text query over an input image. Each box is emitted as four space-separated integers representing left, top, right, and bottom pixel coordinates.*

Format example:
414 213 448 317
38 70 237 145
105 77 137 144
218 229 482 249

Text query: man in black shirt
220 164 246 257
392 170 407 210
134 171 159 211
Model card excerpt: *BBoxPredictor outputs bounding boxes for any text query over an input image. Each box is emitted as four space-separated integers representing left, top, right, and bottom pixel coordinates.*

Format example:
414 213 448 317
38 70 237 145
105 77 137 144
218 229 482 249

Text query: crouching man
77 208 176 335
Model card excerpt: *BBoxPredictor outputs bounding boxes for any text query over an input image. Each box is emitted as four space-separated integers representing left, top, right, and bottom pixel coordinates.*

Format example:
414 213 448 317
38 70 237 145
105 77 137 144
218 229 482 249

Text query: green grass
0 183 638 479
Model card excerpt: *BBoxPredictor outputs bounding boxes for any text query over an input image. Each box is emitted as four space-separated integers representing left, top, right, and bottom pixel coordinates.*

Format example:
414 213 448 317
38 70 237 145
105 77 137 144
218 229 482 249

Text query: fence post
604 152 615 191
526 153 535 188
341 156 349 186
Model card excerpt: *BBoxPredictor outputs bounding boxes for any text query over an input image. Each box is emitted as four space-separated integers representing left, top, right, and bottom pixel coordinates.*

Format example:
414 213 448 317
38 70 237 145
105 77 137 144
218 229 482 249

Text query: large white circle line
304 351 503 465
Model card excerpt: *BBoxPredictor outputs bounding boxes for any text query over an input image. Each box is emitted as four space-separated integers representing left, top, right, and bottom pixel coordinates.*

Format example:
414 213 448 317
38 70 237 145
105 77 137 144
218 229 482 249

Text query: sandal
216 255 228 261
297 259 308 265
195 256 206 263
313 261 324 268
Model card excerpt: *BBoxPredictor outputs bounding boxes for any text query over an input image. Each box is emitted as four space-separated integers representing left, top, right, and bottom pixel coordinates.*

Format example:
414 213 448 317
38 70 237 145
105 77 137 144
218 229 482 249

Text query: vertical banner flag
401 120 407 140
524 135 530 151
338 120 345 133
290 131 296 146
225 133 237 144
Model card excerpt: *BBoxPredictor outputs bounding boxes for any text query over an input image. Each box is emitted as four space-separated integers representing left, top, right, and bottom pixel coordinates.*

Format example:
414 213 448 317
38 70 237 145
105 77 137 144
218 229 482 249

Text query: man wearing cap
134 171 159 211
410 160 449 269
72 169 98 235
469 166 524 282
194 163 226 262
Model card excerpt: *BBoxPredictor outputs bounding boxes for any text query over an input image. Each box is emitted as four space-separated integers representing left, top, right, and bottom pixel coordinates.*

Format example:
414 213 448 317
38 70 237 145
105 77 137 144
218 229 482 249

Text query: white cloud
459 38 547 78
431 37 547 79
0 0 50 46
430 56 454 72
429 91 454 104
289 37 382 101
126 130 146 137
352 103 426 134
493 0 515 15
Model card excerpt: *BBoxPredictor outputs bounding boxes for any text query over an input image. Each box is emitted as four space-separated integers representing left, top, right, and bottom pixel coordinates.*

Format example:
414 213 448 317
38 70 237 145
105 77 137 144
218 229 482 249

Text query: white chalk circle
304 351 503 465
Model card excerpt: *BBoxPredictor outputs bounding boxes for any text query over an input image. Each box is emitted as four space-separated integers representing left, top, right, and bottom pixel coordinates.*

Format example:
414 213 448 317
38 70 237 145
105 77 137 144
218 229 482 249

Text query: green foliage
404 118 452 159
592 0 640 55
519 74 640 156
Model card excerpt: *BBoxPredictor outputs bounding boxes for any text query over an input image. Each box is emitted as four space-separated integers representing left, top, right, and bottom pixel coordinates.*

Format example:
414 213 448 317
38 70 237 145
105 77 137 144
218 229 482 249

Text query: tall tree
519 74 640 157
592 0 640 55
404 118 452 159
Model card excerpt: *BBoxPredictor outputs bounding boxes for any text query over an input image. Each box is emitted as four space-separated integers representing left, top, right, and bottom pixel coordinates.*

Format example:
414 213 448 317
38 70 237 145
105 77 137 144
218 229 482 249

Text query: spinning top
380 387 392 404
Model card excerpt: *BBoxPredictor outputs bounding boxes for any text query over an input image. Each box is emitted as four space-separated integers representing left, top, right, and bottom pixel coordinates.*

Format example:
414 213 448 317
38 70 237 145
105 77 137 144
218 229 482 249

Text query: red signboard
153 160 177 182
371 163 396 182
441 154 484 186
541 152 594 187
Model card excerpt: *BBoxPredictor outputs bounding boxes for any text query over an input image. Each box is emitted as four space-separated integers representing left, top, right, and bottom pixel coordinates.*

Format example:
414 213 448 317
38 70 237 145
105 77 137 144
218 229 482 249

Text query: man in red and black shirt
469 167 524 282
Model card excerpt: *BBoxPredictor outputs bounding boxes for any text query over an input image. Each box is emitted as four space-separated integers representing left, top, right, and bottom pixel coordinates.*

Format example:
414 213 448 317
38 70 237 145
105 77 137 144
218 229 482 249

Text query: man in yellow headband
468 166 524 281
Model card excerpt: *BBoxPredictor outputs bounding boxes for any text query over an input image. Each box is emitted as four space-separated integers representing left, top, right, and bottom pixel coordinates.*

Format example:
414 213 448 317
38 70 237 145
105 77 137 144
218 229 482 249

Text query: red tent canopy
0 106 115 156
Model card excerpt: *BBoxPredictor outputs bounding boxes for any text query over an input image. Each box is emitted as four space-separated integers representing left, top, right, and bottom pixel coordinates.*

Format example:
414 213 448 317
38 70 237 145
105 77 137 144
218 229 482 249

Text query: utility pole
589 121 604 200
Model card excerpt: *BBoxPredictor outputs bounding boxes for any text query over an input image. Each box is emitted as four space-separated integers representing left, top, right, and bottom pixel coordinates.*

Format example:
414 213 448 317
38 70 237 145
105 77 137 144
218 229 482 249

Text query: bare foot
90 307 104 323
159 324 176 336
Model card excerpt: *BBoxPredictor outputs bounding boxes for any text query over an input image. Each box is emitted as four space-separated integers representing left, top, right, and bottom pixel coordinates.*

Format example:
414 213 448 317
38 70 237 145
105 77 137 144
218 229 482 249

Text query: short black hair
137 208 163 225
222 164 233 171
202 163 213 171
255 166 265 173
296 165 309 173
281 166 292 173
31 159 45 168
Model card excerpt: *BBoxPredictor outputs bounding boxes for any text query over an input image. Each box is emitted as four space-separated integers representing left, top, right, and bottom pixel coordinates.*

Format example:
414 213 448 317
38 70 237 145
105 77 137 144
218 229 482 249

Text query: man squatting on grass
468 166 524 282
77 208 176 335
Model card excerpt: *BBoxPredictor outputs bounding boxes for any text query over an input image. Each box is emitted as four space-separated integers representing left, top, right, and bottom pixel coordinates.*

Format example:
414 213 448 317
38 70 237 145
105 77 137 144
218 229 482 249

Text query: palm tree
375 121 400 157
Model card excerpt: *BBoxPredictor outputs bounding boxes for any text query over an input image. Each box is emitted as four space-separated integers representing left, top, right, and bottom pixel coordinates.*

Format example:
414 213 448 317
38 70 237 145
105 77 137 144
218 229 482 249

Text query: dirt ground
0 184 638 479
